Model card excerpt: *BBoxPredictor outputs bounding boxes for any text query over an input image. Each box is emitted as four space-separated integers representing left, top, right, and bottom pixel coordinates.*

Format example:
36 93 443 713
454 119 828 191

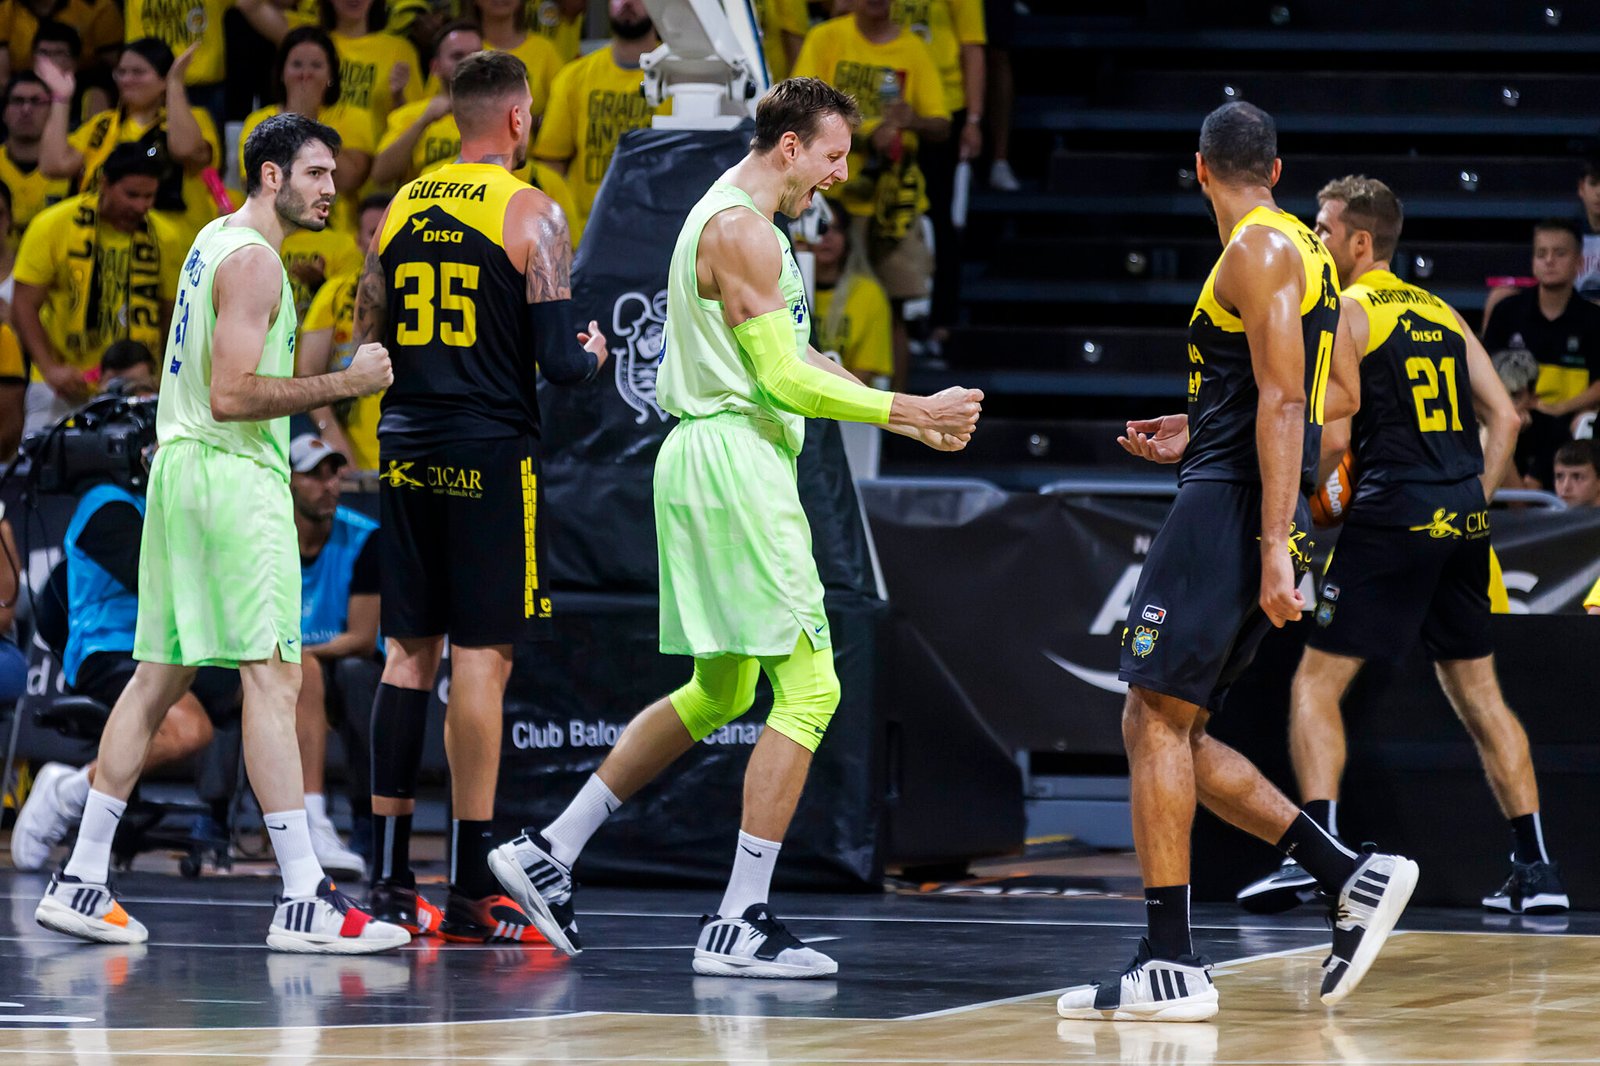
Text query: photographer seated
290 435 380 879
10 377 242 872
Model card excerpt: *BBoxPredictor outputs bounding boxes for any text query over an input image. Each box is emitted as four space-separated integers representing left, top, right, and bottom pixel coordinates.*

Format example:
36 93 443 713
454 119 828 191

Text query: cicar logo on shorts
1131 625 1159 658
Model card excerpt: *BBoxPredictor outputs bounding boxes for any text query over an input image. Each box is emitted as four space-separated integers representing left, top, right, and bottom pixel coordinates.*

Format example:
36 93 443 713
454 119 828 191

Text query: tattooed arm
515 189 603 384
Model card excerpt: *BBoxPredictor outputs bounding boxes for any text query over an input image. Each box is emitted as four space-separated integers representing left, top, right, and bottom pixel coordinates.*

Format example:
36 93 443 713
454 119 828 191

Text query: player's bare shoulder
508 185 571 303
214 242 287 318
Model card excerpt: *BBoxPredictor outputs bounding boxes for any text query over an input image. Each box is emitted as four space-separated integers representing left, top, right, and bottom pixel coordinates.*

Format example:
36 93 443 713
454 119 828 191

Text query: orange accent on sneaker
103 902 130 928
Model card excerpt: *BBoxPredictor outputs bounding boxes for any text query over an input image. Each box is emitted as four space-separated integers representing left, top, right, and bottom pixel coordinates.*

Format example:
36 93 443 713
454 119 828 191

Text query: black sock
1302 799 1339 838
373 813 413 886
1144 884 1192 959
451 819 498 897
1509 813 1548 865
1278 812 1360 893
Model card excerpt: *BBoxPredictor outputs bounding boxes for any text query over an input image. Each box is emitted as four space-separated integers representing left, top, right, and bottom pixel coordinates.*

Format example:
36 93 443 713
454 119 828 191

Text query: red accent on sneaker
339 906 372 938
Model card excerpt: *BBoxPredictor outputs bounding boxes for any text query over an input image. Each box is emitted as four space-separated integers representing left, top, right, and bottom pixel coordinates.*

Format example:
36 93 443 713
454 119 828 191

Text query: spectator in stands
0 321 24 457
35 37 225 244
300 193 389 473
1553 440 1600 508
1491 347 1543 491
533 0 665 231
236 0 424 139
289 433 379 878
123 0 230 134
0 509 23 702
793 0 949 383
371 20 485 187
893 0 986 341
0 182 15 314
2 0 124 80
1 73 71 239
470 0 562 120
528 0 586 63
755 0 809 81
240 27 375 242
796 199 894 386
1482 220 1600 485
92 337 156 394
28 21 108 126
9 440 244 872
983 0 1017 191
11 144 185 431
1577 156 1600 299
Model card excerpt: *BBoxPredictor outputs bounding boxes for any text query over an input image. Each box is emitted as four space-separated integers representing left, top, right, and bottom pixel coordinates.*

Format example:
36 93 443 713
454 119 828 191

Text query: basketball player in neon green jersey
37 113 406 955
491 77 983 976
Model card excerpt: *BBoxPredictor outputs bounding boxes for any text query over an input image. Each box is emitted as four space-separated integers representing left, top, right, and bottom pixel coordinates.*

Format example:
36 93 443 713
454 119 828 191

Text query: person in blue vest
10 381 243 871
291 433 381 879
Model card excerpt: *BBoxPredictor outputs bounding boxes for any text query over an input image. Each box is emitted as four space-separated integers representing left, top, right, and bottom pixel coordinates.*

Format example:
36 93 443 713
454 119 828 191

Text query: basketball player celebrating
355 52 608 943
1235 176 1567 917
488 77 982 977
1056 104 1417 1022
36 113 405 954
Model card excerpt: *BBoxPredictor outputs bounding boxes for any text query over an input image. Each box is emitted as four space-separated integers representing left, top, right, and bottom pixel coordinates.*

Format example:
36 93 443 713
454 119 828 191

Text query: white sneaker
35 872 149 945
692 903 837 979
488 830 582 955
1320 852 1419 1006
1056 938 1218 1022
307 813 367 880
11 763 83 871
989 159 1022 192
266 877 409 954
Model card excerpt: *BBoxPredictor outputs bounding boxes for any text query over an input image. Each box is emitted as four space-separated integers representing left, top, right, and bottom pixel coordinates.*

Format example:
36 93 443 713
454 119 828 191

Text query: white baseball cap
289 434 348 474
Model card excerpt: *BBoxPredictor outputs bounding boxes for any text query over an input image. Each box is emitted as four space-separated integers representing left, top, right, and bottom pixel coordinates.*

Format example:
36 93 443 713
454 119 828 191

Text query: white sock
543 775 620 867
58 766 92 820
62 789 126 885
718 830 781 920
265 809 326 899
304 793 327 823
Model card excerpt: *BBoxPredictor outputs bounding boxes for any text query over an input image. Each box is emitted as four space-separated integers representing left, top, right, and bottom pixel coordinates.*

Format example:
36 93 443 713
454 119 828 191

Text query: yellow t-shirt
239 103 376 234
517 159 583 248
527 0 583 63
124 0 230 85
0 147 71 240
533 46 668 225
68 106 225 246
331 30 424 136
892 0 985 114
301 270 380 471
791 17 948 225
12 193 185 377
813 273 893 379
754 0 809 82
378 100 461 186
1584 574 1600 612
493 34 562 118
280 226 362 321
0 323 25 382
3 0 124 72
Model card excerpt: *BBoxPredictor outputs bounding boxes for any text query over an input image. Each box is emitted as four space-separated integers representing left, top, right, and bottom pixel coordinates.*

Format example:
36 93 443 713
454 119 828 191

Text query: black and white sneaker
1055 938 1217 1022
1235 859 1320 914
693 903 838 979
35 872 148 945
1482 860 1568 915
488 830 582 956
1319 852 1419 1006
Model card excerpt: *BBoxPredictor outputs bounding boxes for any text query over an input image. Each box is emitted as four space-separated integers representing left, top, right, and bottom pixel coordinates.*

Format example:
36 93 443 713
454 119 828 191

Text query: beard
610 14 653 40
514 137 529 170
275 182 328 232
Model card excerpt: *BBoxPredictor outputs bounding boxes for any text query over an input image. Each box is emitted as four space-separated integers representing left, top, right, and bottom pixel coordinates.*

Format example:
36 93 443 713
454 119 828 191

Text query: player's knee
669 674 755 742
766 668 841 755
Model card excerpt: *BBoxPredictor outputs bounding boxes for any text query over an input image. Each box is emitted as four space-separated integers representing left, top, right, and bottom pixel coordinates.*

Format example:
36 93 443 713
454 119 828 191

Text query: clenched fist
346 342 392 395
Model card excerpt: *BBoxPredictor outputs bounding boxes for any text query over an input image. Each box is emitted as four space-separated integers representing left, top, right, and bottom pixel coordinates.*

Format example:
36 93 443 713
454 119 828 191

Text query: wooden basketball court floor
1 868 1596 1065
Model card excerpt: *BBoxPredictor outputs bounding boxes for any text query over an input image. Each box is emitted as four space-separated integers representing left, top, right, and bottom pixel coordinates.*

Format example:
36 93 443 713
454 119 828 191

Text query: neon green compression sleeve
733 308 893 424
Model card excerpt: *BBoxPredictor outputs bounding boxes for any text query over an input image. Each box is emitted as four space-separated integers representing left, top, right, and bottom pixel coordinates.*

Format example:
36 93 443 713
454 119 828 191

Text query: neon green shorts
133 439 301 668
653 412 829 657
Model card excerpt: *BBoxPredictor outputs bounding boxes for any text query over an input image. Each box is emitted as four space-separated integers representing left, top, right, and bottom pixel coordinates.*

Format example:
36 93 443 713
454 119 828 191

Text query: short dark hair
100 142 166 185
450 51 529 136
433 17 483 51
101 339 156 374
1198 101 1277 185
359 191 391 216
274 27 342 109
1534 217 1583 249
6 71 48 100
319 0 382 33
1582 154 1600 182
242 111 342 196
30 18 81 57
1554 439 1599 474
752 78 862 152
1318 175 1404 260
121 37 175 79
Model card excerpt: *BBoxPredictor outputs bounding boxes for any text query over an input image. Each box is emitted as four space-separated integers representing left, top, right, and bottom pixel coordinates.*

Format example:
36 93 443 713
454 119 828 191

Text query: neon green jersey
158 216 298 477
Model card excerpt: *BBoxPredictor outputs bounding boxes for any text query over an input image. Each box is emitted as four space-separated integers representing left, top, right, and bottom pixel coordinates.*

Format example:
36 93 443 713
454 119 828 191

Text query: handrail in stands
1038 477 1179 498
1492 489 1565 510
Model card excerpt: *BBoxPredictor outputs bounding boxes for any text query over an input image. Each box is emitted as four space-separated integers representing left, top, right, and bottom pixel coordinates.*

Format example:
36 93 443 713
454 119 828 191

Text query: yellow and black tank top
1342 269 1483 522
1180 206 1341 495
377 162 537 449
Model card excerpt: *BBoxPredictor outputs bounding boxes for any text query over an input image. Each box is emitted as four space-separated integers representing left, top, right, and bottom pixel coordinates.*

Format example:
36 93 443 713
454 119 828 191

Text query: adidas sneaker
1482 860 1568 915
266 877 409 955
1055 938 1217 1022
692 903 837 979
35 872 148 945
488 830 582 956
1235 858 1319 914
1319 852 1419 1006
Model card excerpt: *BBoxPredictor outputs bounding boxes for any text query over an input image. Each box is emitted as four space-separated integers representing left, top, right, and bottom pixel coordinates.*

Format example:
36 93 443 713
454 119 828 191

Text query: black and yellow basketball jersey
377 161 537 449
1180 206 1341 494
1343 269 1483 500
